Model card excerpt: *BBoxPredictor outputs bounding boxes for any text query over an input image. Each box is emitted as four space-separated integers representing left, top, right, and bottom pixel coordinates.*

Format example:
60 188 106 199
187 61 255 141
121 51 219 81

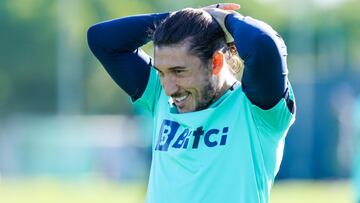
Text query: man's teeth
174 95 187 102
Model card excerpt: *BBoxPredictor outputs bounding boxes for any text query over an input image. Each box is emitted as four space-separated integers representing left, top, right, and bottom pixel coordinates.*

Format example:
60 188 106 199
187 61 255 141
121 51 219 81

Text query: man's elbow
254 32 287 59
87 24 103 55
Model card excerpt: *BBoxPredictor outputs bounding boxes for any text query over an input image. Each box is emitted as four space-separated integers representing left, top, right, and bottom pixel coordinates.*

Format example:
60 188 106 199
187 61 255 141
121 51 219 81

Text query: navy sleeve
225 13 289 110
87 13 169 101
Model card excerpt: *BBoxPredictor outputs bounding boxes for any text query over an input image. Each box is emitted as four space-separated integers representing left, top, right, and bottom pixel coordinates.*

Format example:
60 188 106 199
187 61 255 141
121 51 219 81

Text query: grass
0 179 355 203
271 180 355 203
0 178 146 203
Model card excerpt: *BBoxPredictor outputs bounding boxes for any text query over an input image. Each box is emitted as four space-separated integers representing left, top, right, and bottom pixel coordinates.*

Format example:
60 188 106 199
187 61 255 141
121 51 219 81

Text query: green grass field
271 180 354 203
0 179 355 203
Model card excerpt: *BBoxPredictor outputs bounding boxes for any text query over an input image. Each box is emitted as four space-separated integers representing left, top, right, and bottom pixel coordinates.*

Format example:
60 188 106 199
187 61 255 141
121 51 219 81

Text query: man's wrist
204 9 237 43
221 13 235 43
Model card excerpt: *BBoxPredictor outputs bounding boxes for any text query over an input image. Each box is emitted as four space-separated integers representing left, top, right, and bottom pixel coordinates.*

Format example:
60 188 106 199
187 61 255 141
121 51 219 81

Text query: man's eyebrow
169 66 187 70
152 66 187 72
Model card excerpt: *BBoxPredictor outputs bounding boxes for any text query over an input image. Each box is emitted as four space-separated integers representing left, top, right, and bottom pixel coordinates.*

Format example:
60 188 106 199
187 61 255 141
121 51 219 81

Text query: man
87 3 296 203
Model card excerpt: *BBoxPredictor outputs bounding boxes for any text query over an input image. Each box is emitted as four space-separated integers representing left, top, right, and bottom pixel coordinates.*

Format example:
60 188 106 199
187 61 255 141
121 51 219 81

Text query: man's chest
153 119 231 152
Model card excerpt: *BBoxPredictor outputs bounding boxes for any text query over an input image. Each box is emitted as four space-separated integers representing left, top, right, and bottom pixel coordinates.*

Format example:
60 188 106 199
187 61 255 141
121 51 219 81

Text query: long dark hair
152 8 227 65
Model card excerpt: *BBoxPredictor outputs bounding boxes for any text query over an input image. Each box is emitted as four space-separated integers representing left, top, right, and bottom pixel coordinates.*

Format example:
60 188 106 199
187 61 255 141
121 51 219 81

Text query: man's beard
195 76 219 111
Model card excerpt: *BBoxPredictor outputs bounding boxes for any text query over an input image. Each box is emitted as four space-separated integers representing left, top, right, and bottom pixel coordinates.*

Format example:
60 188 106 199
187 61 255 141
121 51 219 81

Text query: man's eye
174 70 184 75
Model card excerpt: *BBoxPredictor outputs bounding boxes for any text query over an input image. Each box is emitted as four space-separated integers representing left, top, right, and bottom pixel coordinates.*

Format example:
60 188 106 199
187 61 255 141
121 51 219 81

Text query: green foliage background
0 1 359 203
1 0 359 115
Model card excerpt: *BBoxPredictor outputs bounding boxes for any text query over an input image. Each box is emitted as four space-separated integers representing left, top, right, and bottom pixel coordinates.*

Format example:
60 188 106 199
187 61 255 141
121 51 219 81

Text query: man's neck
212 75 238 104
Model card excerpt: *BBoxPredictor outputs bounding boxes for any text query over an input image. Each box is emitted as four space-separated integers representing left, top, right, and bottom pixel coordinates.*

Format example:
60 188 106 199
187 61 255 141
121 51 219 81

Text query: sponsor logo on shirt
155 119 229 151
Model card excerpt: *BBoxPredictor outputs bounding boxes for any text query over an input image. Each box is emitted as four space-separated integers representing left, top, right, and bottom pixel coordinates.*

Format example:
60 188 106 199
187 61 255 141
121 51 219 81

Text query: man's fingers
221 3 241 11
204 3 240 10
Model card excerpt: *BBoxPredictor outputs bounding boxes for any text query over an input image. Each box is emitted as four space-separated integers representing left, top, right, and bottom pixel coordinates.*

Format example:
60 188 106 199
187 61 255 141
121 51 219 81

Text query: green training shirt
134 68 296 203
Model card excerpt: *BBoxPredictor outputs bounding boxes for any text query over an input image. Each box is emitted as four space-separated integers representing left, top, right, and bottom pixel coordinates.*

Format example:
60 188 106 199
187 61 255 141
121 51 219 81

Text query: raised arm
225 13 289 110
87 13 169 101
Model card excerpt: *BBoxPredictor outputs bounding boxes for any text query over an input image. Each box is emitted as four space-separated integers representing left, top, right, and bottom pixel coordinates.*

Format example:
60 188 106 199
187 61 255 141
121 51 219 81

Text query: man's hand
202 3 241 43
203 3 240 10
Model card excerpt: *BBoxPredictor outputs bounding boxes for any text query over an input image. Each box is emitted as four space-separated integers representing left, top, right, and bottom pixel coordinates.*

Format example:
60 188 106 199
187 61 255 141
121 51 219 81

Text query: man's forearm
87 12 169 54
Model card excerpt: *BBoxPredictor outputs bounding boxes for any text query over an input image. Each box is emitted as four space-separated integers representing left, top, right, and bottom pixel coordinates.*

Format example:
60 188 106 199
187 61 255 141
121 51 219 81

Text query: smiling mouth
174 95 187 102
172 93 190 108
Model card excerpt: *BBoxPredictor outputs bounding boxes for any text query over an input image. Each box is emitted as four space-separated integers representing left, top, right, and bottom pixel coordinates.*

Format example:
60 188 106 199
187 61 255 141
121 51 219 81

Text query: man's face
154 43 218 113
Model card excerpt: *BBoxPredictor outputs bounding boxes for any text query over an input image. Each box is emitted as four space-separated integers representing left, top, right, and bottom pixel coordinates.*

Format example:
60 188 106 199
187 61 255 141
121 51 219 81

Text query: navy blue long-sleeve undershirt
226 13 289 109
87 12 291 110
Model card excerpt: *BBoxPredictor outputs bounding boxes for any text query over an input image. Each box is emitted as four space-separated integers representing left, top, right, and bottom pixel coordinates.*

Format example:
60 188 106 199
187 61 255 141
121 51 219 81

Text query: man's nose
161 76 179 96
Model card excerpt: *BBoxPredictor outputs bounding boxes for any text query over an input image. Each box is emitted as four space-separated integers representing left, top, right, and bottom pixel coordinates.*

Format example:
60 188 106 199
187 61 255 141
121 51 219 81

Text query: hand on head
202 3 241 43
203 3 241 10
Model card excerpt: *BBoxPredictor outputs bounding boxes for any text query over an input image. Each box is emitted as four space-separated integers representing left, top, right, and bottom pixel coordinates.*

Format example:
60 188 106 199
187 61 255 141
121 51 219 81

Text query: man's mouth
172 93 190 108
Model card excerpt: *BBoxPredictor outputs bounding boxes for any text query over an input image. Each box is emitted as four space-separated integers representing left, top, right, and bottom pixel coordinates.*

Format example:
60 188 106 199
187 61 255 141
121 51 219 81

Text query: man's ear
212 51 224 75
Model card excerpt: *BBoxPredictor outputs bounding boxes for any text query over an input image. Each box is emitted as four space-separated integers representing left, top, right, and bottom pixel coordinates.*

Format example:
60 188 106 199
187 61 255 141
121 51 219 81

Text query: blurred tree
0 0 359 116
0 0 57 115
